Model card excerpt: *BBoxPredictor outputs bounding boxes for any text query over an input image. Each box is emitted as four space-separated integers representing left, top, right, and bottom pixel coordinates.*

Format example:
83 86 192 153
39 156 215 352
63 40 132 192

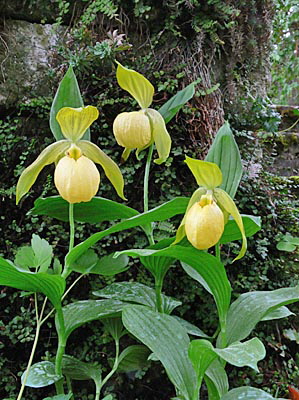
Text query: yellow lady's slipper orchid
113 62 171 164
185 193 224 250
16 106 125 204
175 157 247 260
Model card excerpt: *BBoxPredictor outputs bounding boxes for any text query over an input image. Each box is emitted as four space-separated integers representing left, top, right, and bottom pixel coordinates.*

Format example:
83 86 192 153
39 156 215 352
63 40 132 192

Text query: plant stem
55 308 66 377
155 277 163 313
69 203 75 252
215 243 221 261
17 295 47 400
143 144 155 245
97 338 120 395
143 144 154 213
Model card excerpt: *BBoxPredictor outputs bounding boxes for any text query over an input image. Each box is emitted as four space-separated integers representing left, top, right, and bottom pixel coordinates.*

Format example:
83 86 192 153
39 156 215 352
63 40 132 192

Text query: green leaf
94 282 181 314
188 340 217 389
59 299 124 340
221 387 284 400
116 247 231 329
205 121 242 199
66 197 189 268
50 66 89 141
262 306 294 321
173 316 210 338
116 345 151 372
31 234 53 272
30 196 138 223
14 246 36 270
62 355 101 382
21 361 61 388
71 251 129 276
223 286 299 345
204 359 229 400
43 395 72 400
102 317 125 341
158 82 196 124
122 305 197 400
214 338 266 372
276 241 296 252
220 215 261 244
0 257 65 309
283 328 299 344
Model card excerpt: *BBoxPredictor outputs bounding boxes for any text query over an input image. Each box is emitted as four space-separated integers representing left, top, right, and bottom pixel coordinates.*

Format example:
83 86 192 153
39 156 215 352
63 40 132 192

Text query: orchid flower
113 62 171 164
16 106 125 204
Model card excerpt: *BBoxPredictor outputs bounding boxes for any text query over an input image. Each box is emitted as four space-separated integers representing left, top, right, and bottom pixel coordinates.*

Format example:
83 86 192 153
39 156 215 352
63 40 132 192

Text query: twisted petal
56 106 99 141
78 140 126 200
146 108 171 165
16 140 70 204
214 188 247 260
116 62 154 109
174 187 207 245
185 158 223 189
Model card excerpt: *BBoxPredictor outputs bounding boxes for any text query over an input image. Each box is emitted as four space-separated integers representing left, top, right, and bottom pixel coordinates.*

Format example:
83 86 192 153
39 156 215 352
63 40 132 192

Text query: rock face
0 20 62 107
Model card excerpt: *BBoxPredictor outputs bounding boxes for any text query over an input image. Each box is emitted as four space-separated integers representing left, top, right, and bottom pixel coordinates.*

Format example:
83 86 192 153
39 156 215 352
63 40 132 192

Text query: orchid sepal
116 61 154 109
56 106 99 142
185 157 223 189
16 140 70 204
78 140 126 200
146 108 171 165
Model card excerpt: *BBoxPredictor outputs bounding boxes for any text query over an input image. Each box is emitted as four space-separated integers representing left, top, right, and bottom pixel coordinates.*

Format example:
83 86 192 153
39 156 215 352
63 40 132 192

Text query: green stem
69 203 75 252
215 243 221 261
55 308 66 378
143 144 155 245
17 295 47 400
97 338 120 394
155 277 163 313
17 322 41 400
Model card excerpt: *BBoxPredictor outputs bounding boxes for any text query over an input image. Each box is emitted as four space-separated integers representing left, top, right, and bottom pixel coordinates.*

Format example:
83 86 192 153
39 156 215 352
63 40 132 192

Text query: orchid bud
54 155 100 204
113 110 151 149
185 194 224 250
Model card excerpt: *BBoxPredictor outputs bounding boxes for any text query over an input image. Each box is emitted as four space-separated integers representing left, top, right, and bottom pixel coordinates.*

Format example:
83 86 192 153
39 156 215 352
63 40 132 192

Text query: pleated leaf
173 316 210 338
158 82 196 124
214 338 266 372
116 345 151 372
261 306 294 321
50 66 89 141
71 251 129 276
220 215 261 244
21 361 61 388
188 340 217 389
221 387 285 400
62 355 101 382
43 395 72 400
66 197 189 268
59 299 124 340
223 286 299 345
0 257 65 309
30 196 138 223
116 246 231 329
94 282 181 314
122 305 197 400
204 359 229 400
205 121 242 199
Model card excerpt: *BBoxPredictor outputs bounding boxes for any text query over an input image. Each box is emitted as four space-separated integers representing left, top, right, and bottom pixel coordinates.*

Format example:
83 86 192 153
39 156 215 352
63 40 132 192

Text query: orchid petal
78 141 126 200
146 108 171 164
116 62 154 109
16 140 70 204
121 148 131 163
56 106 99 141
214 188 247 260
185 158 223 189
174 187 207 244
